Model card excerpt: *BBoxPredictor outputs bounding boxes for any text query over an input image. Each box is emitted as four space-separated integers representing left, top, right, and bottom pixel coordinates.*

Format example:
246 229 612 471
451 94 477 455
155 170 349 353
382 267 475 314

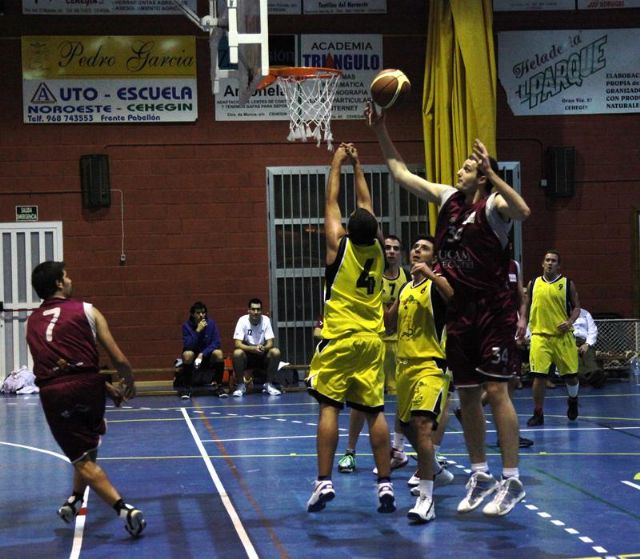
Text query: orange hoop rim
257 66 342 90
270 66 342 79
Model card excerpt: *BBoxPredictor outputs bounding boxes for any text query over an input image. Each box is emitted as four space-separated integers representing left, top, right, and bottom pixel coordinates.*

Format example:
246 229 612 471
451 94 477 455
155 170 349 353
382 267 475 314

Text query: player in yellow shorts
385 235 453 523
336 234 411 475
305 143 395 515
526 250 581 426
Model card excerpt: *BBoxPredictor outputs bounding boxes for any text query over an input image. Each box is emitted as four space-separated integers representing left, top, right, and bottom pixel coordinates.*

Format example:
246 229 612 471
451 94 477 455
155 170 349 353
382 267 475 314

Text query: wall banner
303 0 386 13
22 0 196 15
215 34 383 122
578 0 640 7
268 0 302 14
493 0 575 10
498 29 640 115
22 36 197 124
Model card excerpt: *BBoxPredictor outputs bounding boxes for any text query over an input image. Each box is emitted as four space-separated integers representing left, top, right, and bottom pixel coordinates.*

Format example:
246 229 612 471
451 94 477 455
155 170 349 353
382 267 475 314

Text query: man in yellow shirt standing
526 250 581 426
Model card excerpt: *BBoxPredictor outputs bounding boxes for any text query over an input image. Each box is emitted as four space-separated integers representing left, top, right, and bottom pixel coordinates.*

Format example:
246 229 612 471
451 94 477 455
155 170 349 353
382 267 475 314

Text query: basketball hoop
265 67 342 150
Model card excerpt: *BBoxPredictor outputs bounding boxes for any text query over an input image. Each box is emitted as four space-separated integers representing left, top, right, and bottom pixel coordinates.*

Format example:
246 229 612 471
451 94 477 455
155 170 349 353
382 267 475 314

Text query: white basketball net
275 69 341 150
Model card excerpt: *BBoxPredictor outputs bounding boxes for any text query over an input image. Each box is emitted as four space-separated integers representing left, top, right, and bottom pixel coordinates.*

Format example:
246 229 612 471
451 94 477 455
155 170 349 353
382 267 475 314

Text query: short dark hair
31 261 65 300
384 234 402 248
544 249 561 263
348 208 378 245
411 234 435 248
190 301 207 315
248 298 262 308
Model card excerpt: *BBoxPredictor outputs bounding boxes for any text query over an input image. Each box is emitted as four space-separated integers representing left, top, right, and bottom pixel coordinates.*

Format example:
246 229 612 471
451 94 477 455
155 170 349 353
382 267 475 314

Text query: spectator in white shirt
573 308 604 386
231 298 282 397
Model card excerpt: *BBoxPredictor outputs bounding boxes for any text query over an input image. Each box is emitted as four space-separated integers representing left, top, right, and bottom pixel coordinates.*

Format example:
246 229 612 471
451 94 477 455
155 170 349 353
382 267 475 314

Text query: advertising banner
493 0 574 10
22 36 197 124
303 0 386 13
268 0 302 14
215 34 383 121
22 0 196 15
498 29 640 115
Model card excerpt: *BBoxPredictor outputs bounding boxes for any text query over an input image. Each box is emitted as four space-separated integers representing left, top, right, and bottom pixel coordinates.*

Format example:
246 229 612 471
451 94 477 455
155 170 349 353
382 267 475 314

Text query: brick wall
1 3 639 369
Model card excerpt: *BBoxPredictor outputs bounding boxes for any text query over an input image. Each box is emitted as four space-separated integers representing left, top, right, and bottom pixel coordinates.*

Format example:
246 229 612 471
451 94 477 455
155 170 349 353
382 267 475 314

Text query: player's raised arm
324 144 350 264
345 143 373 214
365 101 450 205
472 139 530 222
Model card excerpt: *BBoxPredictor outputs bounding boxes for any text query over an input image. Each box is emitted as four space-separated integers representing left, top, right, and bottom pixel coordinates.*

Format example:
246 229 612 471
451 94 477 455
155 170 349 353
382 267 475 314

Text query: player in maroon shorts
26 261 145 537
367 102 531 517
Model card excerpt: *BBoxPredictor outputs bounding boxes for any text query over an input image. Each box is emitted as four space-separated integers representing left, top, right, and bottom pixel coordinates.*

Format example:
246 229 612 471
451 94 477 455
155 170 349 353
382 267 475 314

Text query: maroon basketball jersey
435 190 511 295
26 297 99 385
507 259 520 310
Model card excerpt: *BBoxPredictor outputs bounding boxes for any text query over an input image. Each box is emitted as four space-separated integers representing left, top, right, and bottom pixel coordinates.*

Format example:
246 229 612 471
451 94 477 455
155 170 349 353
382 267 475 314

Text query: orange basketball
370 69 411 109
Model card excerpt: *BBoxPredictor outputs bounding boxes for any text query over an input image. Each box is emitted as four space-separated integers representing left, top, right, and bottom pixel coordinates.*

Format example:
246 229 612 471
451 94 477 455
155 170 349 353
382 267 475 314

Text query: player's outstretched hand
332 143 351 165
364 100 385 129
341 142 359 163
471 139 492 174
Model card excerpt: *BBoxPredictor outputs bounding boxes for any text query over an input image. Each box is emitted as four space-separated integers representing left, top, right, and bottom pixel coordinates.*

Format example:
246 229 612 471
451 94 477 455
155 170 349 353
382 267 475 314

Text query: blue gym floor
1 382 639 559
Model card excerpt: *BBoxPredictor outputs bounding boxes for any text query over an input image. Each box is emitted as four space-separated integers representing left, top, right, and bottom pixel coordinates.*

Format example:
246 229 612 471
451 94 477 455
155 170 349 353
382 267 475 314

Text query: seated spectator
176 301 225 399
232 298 282 397
573 308 606 387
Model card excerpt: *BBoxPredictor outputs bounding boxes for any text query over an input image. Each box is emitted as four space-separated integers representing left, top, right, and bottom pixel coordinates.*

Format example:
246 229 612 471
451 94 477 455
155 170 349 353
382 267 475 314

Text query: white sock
419 479 434 498
393 432 405 450
567 383 579 398
502 467 519 479
471 462 489 474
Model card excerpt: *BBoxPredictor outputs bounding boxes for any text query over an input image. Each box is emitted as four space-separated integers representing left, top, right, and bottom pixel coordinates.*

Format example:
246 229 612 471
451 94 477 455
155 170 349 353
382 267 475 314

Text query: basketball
370 69 411 109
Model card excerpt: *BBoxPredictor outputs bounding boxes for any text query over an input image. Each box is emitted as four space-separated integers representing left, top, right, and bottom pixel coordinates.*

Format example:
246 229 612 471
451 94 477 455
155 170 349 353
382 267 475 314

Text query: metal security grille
594 319 640 371
266 162 522 365
0 222 64 378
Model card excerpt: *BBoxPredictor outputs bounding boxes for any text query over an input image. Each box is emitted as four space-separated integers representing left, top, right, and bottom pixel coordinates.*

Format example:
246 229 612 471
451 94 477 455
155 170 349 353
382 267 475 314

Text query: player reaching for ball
366 102 532 517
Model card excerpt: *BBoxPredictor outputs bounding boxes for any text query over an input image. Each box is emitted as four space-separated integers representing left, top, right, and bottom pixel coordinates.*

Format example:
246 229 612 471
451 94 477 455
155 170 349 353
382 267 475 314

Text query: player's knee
268 347 281 360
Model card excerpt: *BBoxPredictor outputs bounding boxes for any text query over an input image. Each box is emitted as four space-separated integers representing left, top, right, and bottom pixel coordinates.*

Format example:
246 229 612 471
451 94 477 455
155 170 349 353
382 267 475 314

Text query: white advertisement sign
303 0 386 14
268 0 302 14
24 79 197 124
493 0 574 10
578 0 640 7
301 34 383 119
215 34 383 121
498 29 640 115
22 0 196 15
22 36 198 124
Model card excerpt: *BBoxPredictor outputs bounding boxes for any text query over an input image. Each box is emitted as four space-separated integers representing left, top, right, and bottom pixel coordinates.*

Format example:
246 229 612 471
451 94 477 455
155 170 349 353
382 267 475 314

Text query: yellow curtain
423 0 497 233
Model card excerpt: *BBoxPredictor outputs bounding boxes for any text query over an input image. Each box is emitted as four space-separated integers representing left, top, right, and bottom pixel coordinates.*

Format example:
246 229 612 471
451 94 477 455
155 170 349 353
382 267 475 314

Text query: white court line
180 408 259 559
621 480 640 491
69 487 90 559
0 443 88 558
0 441 69 462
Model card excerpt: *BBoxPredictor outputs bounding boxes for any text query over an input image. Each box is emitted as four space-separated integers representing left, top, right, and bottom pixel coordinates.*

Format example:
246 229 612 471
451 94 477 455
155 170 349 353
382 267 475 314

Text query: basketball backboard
172 0 269 105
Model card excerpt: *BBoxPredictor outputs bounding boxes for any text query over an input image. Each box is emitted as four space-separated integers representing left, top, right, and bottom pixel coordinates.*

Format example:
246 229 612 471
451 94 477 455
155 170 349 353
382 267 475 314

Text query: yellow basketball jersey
529 275 572 335
322 236 385 339
381 267 411 342
396 278 447 360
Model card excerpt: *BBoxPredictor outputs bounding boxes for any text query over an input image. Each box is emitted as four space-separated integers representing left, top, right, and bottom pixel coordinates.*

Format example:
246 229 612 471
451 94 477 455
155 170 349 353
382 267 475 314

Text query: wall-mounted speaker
546 146 575 198
80 154 111 209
